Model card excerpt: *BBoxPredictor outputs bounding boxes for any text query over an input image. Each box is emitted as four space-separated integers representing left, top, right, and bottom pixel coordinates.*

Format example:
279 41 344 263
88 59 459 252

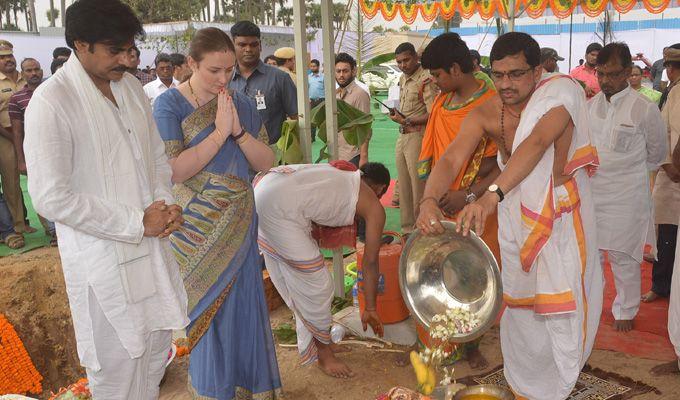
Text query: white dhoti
86 289 172 400
254 164 360 364
669 217 680 359
497 74 603 400
500 175 604 400
601 250 641 320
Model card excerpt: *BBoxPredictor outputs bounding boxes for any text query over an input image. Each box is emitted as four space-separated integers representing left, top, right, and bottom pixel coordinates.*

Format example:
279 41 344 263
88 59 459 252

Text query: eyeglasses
490 67 534 81
596 68 627 79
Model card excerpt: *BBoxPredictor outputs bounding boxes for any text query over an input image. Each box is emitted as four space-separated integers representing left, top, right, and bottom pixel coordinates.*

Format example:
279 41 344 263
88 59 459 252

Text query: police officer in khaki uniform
0 40 28 233
390 42 437 233
274 47 297 85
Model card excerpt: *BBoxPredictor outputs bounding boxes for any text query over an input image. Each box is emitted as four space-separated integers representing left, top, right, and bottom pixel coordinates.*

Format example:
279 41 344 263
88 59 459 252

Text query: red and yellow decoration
359 0 676 21
0 314 43 396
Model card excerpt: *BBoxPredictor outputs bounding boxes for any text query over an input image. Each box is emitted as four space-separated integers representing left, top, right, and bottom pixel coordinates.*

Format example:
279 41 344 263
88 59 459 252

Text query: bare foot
613 319 634 332
641 291 660 303
329 343 352 353
317 343 354 379
466 347 489 370
650 360 680 376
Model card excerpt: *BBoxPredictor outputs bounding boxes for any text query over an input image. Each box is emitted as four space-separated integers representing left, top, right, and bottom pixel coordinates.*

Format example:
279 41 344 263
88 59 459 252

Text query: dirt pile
0 248 83 398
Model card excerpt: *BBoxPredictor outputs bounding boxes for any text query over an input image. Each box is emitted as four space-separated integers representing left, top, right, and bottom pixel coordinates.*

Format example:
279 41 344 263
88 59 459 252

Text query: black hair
469 49 481 64
169 53 186 67
631 65 643 74
421 32 473 73
490 32 540 68
52 47 71 59
360 162 390 187
310 59 320 66
395 42 416 56
596 42 632 68
131 46 141 58
275 57 286 66
20 58 39 70
50 58 67 74
664 43 680 69
230 20 261 40
154 53 172 66
335 52 356 70
65 0 144 49
586 42 603 55
264 55 277 64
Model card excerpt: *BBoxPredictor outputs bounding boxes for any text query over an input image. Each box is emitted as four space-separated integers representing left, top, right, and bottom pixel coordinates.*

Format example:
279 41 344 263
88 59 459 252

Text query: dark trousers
652 224 678 297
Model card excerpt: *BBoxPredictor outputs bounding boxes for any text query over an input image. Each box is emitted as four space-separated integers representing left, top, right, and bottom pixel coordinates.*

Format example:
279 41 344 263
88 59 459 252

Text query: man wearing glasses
418 32 603 399
588 43 666 333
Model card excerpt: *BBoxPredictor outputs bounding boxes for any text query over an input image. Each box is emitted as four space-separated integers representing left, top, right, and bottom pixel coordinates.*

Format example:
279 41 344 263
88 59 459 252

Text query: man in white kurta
23 1 188 398
588 43 667 332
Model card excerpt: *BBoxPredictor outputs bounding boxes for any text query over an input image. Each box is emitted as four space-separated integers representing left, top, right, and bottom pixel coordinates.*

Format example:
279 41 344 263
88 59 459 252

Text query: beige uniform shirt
336 80 371 161
653 79 680 225
279 66 297 87
0 71 26 128
398 65 437 133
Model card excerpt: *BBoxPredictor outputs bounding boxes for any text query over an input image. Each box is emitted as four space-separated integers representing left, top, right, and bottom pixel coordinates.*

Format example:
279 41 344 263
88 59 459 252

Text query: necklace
187 78 202 107
499 104 511 157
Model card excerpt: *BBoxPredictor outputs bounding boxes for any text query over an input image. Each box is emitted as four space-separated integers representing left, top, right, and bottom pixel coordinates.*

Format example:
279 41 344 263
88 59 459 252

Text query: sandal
5 233 25 249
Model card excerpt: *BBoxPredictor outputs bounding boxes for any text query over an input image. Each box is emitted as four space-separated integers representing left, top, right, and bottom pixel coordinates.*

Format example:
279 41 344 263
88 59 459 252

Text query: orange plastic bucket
356 231 410 324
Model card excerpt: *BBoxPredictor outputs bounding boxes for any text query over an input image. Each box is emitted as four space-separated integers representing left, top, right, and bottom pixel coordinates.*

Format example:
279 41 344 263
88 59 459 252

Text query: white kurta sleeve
24 95 145 244
148 110 175 204
643 99 668 171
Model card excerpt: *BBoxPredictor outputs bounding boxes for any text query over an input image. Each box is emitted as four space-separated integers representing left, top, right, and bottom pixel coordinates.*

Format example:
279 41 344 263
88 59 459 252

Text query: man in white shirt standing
23 0 189 398
143 53 178 109
588 42 667 332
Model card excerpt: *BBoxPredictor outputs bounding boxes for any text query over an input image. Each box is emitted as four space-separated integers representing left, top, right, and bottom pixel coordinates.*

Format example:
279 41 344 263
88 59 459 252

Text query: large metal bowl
453 384 514 400
399 221 502 343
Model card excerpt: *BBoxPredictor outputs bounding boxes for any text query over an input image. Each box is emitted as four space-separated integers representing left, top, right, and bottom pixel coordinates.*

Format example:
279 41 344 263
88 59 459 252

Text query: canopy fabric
359 0 676 21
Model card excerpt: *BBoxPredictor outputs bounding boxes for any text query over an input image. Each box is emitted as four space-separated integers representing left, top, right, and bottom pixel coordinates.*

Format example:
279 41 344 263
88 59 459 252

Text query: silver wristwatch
465 188 477 204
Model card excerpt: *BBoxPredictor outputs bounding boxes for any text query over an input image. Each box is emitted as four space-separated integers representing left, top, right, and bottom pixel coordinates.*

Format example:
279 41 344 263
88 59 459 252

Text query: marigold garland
0 314 43 395
358 0 675 22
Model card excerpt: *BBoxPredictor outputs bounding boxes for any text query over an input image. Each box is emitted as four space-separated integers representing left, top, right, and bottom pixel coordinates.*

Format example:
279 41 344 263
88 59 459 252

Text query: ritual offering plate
399 221 502 343
452 384 514 400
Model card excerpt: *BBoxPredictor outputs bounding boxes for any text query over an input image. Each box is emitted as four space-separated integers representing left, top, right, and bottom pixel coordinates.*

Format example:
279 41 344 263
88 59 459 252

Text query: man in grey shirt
229 21 298 144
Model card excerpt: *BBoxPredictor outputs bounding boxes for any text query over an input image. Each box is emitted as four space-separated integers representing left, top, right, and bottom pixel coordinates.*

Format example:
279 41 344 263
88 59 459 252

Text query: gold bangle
236 133 250 145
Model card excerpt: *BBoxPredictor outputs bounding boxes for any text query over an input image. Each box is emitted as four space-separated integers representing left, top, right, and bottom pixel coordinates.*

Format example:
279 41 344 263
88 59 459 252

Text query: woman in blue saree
153 27 280 399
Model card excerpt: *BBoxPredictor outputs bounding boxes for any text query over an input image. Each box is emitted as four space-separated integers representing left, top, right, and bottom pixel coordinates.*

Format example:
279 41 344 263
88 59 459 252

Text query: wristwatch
465 188 477 204
488 184 504 202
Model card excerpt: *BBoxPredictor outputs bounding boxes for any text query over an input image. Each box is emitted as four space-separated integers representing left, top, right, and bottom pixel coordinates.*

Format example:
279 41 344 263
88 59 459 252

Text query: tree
372 25 385 33
399 25 410 32
277 6 293 26
123 0 204 23
46 7 59 27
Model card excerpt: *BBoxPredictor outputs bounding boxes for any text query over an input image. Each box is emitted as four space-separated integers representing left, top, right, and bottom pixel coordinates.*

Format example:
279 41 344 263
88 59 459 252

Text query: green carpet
0 97 402 257
0 175 52 257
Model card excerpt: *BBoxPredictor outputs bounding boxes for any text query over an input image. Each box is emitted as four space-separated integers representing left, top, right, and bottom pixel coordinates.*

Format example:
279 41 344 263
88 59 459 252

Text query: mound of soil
0 248 83 398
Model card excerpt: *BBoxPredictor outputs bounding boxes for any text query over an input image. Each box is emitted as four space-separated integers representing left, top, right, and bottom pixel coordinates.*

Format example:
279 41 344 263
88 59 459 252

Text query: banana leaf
362 52 396 73
310 98 373 163
276 119 303 165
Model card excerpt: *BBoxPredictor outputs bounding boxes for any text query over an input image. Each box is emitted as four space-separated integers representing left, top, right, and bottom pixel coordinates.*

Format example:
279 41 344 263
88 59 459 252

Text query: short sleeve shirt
230 61 298 144
336 80 371 161
8 86 34 125
0 71 27 128
398 65 437 133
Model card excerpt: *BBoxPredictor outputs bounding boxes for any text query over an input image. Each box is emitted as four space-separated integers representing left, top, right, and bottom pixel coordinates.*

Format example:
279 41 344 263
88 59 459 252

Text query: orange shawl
417 79 497 190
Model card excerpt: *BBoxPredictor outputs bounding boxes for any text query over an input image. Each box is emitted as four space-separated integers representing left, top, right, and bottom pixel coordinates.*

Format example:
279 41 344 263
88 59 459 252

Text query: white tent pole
293 0 312 163
321 0 345 298
508 0 517 32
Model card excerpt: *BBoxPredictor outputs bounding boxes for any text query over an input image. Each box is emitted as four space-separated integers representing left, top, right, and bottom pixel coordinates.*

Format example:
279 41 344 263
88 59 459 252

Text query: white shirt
24 70 188 370
588 86 667 261
143 77 178 109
